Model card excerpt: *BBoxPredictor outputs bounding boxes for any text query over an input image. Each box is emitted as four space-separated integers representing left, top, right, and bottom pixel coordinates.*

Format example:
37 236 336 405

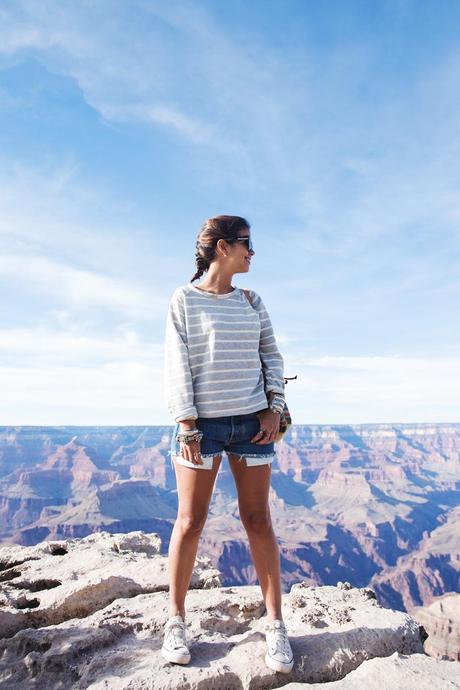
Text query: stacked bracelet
269 393 285 414
176 429 203 444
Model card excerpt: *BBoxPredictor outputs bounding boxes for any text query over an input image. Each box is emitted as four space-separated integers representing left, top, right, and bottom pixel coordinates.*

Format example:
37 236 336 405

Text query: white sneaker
161 614 191 664
264 619 294 673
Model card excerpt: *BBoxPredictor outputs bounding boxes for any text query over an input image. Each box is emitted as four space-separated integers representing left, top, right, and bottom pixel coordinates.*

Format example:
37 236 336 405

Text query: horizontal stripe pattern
164 284 285 422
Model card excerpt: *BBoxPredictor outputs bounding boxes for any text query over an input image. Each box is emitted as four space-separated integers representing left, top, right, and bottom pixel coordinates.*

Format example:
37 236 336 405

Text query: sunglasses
224 236 254 252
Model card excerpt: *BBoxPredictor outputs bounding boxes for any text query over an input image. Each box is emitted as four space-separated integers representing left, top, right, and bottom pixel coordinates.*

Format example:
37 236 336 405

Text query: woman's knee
176 512 208 535
241 509 272 534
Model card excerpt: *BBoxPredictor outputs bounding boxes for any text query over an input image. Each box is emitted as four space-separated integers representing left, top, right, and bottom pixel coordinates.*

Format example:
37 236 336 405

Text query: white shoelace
165 620 187 650
265 621 292 658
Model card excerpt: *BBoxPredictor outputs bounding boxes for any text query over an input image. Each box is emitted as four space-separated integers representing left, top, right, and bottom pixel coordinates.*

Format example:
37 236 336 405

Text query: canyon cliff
1 424 459 614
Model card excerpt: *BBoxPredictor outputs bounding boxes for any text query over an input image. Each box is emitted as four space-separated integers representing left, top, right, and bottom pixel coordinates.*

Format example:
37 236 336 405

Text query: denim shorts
169 412 275 471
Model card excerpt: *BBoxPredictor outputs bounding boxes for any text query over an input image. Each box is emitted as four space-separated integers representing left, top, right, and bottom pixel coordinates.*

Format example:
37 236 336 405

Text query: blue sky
1 0 459 425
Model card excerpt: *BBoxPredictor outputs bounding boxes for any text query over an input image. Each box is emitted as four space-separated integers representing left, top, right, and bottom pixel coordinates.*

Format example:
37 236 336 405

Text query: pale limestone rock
0 534 428 689
336 581 352 591
0 531 220 638
411 592 460 661
284 650 460 688
111 531 161 555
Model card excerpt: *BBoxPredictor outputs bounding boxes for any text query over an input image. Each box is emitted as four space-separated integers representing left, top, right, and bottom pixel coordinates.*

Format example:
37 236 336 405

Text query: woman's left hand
251 409 280 444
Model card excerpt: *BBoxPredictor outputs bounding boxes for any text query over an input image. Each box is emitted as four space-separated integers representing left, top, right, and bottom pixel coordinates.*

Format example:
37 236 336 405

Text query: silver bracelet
269 394 285 414
270 403 284 414
176 426 199 436
176 430 203 444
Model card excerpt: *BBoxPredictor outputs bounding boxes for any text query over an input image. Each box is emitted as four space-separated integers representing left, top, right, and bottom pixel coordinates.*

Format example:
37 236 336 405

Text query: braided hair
190 215 250 282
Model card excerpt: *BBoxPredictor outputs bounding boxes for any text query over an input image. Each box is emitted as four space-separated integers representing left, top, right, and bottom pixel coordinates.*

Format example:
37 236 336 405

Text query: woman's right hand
178 419 203 465
180 438 203 465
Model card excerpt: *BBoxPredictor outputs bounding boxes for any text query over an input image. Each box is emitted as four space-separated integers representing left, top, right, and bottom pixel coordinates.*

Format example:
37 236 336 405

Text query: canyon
0 424 459 618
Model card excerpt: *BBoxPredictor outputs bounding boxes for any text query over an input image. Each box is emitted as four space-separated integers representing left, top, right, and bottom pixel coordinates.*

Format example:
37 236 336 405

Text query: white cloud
0 324 166 425
284 355 460 424
0 0 294 183
1 348 458 425
0 156 133 254
0 326 162 362
0 252 161 316
0 362 164 425
0 1 459 426
3 0 459 228
0 157 182 318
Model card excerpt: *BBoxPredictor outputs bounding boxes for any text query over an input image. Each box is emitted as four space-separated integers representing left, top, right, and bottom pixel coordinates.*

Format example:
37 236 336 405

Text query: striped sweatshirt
164 283 285 422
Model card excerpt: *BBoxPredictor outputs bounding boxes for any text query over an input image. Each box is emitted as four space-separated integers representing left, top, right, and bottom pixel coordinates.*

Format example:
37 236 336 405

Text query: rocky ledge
0 531 459 689
411 592 460 661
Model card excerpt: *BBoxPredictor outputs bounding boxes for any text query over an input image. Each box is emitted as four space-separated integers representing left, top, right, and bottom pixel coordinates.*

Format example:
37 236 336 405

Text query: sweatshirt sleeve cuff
174 407 198 423
266 385 285 396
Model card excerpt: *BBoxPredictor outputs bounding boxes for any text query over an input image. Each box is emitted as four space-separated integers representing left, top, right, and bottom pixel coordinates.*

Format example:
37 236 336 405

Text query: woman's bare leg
228 455 283 621
168 455 222 618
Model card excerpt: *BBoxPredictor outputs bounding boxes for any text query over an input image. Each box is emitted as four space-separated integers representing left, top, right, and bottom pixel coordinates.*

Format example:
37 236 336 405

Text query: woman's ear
216 238 228 258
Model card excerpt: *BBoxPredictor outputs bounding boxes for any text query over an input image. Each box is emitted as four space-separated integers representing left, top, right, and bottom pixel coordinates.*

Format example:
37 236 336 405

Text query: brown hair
190 215 250 282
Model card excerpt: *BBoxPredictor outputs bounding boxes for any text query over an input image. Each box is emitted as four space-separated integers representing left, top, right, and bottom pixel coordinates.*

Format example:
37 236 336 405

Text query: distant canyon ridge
0 423 459 618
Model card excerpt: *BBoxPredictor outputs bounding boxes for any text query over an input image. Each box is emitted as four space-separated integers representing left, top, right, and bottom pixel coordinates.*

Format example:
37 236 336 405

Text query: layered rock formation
284 651 460 689
411 592 460 661
0 530 218 640
0 531 459 689
370 506 460 610
1 424 460 613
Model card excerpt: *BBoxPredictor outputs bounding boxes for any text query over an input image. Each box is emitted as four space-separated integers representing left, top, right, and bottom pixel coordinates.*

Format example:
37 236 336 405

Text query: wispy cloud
0 0 298 187
0 363 161 425
4 0 459 222
0 157 179 319
1 1 459 423
286 356 460 424
1 352 457 425
0 324 164 425
0 325 161 362
1 252 160 316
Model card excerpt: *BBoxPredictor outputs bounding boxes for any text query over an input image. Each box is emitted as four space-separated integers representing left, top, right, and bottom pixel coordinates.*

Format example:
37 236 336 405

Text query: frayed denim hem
232 452 274 458
170 452 222 471
169 450 273 470
225 451 274 466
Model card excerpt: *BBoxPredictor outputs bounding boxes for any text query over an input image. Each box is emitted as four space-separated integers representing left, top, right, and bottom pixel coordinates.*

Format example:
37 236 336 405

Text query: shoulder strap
243 288 297 388
242 288 253 306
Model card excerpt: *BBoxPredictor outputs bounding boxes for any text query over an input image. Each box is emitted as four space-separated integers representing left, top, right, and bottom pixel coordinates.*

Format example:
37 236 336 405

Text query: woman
162 215 294 674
